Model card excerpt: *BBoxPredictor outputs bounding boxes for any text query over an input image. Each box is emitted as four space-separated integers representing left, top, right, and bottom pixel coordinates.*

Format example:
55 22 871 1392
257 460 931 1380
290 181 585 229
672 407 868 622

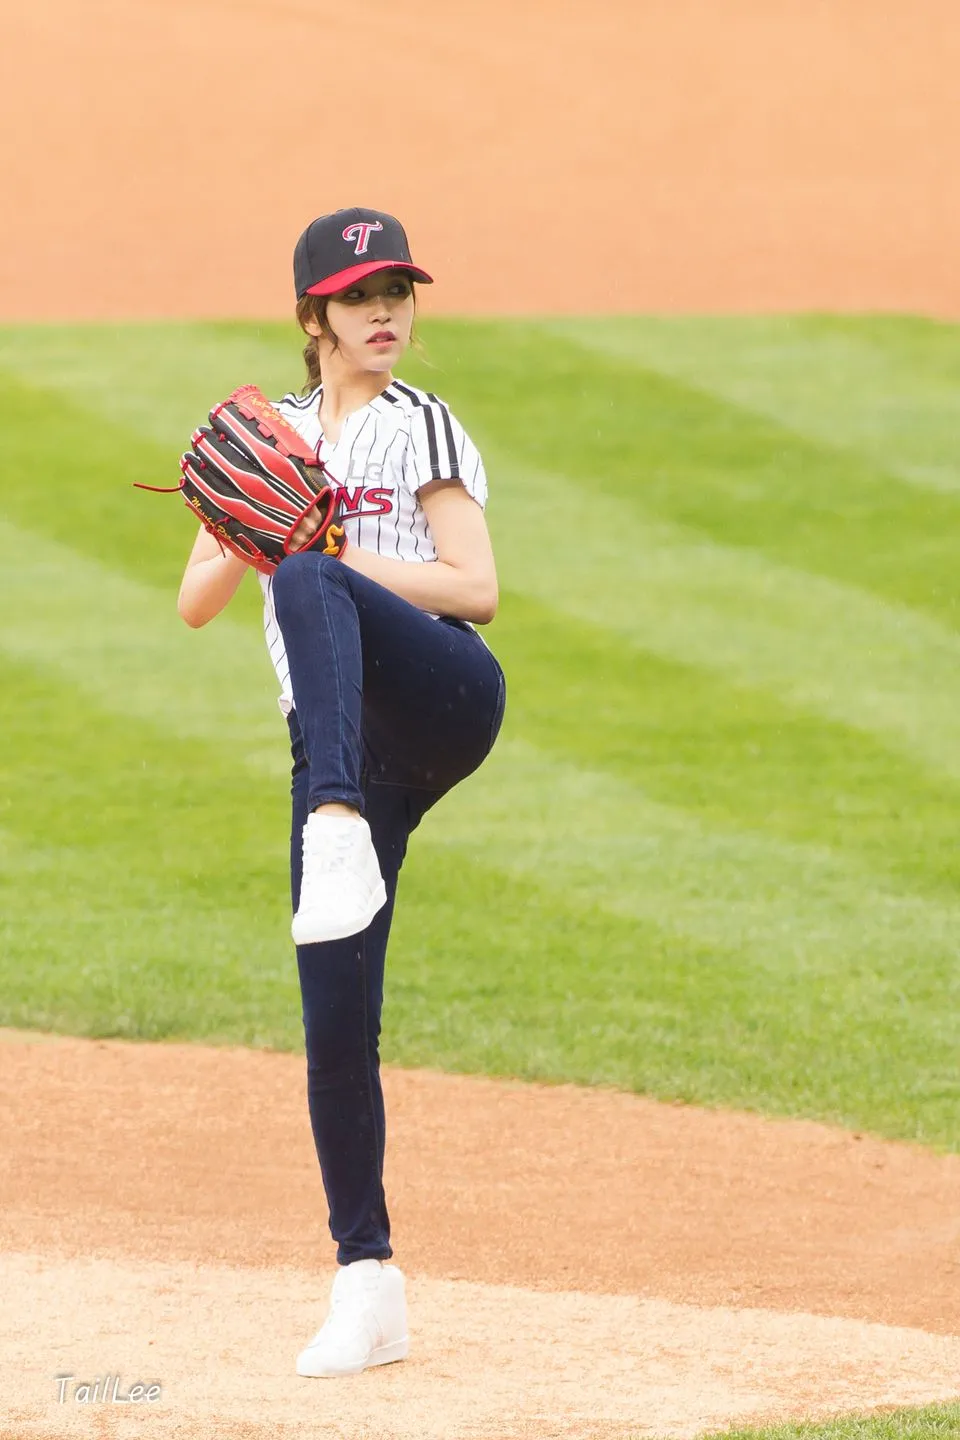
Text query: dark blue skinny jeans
271 551 506 1264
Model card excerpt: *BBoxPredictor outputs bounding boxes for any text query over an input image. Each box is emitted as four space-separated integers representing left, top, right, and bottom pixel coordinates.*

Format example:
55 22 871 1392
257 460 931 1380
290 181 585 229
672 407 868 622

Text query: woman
177 207 506 1377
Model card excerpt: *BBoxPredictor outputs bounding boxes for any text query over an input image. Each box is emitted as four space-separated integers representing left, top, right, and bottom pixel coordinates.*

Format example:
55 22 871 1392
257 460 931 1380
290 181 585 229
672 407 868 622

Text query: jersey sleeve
403 399 488 508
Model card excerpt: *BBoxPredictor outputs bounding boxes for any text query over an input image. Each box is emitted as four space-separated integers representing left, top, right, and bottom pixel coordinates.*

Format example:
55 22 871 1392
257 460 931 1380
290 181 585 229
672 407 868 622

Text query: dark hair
295 285 420 394
295 294 335 393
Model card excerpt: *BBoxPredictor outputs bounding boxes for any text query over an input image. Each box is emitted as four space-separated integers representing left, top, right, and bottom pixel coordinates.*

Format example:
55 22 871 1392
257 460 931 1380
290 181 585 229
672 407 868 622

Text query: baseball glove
138 384 346 574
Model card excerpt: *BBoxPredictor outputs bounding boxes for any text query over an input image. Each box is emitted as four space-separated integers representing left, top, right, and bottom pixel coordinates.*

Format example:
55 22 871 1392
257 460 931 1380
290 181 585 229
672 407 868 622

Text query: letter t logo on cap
342 221 384 256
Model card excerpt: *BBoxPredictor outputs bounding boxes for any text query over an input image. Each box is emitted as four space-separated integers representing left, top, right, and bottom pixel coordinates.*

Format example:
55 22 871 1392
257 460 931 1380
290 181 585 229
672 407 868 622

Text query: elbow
177 593 207 629
470 579 499 626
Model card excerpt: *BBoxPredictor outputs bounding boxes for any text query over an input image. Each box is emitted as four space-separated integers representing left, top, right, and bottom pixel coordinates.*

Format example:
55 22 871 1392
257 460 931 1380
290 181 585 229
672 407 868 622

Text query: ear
302 315 324 339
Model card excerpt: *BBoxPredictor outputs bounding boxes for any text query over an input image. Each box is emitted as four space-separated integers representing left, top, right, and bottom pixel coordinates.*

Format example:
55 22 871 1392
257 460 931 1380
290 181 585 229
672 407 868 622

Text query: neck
317 354 392 427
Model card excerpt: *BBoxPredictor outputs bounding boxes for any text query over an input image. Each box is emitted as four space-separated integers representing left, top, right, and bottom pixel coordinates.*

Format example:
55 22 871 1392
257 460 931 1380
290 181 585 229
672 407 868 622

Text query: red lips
368 331 396 343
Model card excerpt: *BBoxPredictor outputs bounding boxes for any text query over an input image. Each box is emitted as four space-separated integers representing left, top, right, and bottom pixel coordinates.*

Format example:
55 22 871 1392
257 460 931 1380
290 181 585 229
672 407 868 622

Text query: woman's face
311 268 416 374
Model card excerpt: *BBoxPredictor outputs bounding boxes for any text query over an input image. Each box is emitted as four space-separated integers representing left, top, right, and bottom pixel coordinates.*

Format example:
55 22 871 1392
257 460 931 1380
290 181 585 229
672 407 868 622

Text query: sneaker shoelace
302 823 362 875
322 1269 383 1346
331 1269 381 1308
298 823 369 914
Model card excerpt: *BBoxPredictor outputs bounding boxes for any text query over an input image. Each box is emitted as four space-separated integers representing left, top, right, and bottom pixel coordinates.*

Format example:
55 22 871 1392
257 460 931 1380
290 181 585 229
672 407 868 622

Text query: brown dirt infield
2 1031 959 1437
2 2 960 1435
1 0 959 319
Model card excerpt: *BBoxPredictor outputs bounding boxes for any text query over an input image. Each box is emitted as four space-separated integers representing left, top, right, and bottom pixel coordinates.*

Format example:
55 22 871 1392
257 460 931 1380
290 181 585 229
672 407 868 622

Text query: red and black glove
140 384 346 574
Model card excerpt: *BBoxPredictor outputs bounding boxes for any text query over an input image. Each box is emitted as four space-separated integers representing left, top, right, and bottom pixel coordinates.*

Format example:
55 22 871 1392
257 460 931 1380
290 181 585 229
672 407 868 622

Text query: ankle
312 803 360 820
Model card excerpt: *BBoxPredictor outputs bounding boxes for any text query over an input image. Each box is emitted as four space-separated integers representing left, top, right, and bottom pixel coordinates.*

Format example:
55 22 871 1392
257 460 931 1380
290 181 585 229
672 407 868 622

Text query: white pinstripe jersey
258 379 488 715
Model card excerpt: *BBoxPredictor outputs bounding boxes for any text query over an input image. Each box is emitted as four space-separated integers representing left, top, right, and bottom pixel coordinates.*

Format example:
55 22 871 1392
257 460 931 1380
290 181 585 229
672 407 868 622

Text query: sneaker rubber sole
291 879 388 946
296 1334 409 1378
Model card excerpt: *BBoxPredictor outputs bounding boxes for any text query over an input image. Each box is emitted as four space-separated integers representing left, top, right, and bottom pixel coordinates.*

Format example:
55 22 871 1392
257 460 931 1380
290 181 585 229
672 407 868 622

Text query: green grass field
1 315 959 1155
691 1402 960 1440
2 315 960 1440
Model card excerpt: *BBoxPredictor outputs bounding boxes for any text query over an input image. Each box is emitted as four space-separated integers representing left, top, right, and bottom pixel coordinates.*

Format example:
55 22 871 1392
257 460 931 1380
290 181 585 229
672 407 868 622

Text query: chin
362 350 401 373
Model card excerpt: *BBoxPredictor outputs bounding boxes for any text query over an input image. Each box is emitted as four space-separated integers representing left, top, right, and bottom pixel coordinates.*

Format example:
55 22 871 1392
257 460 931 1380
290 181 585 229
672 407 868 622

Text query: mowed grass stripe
7 512 957 977
546 314 960 496
400 323 960 629
486 454 960 782
0 657 716 1094
9 341 960 892
0 321 304 447
6 377 960 789
500 592 960 898
5 510 960 901
5 518 960 972
397 835 960 1140
432 736 960 988
2 660 959 1139
5 320 958 631
0 663 298 1045
0 518 279 749
0 373 223 591
5 497 959 1032
7 357 960 898
2 317 960 1146
6 319 960 632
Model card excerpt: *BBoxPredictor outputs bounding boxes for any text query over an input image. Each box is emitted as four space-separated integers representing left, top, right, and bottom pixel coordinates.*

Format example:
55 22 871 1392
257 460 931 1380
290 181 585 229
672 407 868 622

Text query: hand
289 503 325 552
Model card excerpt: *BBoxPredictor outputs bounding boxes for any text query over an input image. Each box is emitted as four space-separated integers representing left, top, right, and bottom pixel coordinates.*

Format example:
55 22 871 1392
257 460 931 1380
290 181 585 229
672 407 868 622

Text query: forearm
339 546 497 624
178 549 249 627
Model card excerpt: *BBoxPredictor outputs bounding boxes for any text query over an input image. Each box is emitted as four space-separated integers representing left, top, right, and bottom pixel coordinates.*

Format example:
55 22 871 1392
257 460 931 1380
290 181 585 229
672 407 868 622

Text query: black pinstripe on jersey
390 382 460 481
428 392 461 480
421 405 440 479
281 386 322 411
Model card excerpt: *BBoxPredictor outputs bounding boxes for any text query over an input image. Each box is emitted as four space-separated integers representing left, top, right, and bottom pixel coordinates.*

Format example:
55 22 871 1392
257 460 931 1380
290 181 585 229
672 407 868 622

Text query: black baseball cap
294 207 434 299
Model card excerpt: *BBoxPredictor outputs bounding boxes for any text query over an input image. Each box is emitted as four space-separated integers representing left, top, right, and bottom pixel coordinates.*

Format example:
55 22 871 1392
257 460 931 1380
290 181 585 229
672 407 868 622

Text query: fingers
289 505 323 551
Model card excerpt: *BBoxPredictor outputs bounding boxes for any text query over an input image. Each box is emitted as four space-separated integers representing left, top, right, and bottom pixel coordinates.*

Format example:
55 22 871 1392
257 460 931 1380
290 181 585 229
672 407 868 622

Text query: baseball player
177 208 506 1377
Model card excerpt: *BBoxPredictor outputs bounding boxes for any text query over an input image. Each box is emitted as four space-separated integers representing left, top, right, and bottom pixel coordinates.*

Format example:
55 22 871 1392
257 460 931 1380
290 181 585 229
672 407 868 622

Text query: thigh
363 624 504 795
345 570 505 793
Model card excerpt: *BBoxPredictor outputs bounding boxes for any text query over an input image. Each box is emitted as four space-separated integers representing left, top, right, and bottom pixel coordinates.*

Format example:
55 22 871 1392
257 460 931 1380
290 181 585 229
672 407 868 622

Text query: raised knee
274 548 336 581
272 549 342 609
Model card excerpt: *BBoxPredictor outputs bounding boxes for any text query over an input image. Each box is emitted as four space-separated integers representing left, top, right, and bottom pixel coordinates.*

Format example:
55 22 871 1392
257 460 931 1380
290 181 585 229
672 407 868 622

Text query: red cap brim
304 260 434 297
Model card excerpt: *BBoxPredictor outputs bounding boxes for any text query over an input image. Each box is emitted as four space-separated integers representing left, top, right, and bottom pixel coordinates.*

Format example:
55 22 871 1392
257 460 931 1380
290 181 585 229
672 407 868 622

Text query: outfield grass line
493 591 960 901
5 351 959 899
688 1399 960 1440
5 485 960 791
3 662 959 1132
488 454 960 781
6 313 960 494
401 323 960 634
0 371 279 614
424 737 960 989
8 532 959 978
5 502 960 935
542 316 960 496
0 322 302 446
0 519 280 748
5 586 959 1025
6 321 958 638
4 319 960 1142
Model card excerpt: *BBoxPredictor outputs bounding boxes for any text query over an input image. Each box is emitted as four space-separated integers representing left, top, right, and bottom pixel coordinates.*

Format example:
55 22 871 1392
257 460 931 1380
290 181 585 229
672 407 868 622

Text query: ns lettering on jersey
259 379 488 715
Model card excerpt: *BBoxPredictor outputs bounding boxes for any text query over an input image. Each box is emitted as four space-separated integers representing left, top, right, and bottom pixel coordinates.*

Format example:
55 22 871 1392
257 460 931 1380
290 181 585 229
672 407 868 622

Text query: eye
388 281 411 297
341 287 365 302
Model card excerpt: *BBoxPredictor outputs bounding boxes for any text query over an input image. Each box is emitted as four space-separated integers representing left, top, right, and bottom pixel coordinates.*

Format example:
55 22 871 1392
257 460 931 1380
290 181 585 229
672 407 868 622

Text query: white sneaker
296 1259 409 1378
292 813 387 946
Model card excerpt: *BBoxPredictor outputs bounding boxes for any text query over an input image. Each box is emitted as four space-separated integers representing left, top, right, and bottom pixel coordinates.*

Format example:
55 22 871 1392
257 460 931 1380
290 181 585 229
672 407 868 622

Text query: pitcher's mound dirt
1 1032 959 1438
3 1254 960 1440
